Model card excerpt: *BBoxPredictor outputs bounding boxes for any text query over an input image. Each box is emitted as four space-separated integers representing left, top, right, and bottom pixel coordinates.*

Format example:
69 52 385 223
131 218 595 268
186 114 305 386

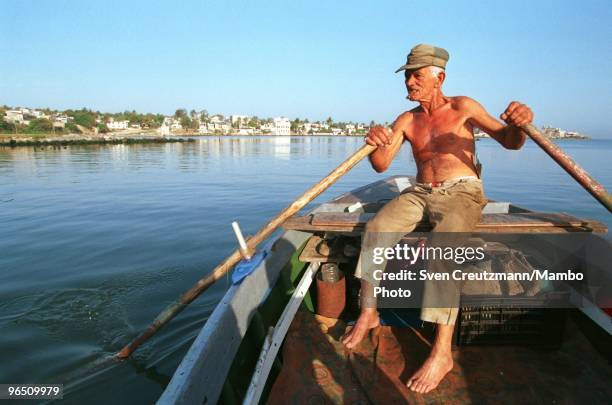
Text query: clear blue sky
1 0 611 137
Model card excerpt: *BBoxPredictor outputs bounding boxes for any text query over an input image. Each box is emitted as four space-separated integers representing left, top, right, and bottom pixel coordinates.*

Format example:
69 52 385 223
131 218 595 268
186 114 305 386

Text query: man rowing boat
341 44 534 394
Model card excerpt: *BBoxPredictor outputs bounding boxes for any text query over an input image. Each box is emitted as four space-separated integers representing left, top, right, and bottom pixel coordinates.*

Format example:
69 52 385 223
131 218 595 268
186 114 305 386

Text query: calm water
0 136 610 403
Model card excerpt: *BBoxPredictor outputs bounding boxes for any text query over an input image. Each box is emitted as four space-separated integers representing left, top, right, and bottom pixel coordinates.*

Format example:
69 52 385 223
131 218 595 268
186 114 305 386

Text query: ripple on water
0 264 202 379
12 288 131 349
0 137 609 404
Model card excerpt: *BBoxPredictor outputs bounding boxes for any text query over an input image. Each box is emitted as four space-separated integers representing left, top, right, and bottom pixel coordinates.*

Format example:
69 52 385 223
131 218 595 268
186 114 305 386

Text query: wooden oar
115 125 609 360
521 124 612 213
115 143 377 359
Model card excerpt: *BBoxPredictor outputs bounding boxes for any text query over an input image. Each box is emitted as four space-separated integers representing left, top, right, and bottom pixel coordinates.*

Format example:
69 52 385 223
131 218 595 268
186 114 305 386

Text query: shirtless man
341 44 533 394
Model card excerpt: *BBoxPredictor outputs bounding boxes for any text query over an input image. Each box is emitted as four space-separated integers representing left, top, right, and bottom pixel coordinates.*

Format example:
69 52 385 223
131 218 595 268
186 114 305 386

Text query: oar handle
521 123 612 213
115 143 376 359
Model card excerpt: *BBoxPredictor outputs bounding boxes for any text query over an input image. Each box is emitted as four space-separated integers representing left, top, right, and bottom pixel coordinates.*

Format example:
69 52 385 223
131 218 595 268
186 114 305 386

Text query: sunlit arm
460 97 529 150
366 117 407 172
369 138 403 172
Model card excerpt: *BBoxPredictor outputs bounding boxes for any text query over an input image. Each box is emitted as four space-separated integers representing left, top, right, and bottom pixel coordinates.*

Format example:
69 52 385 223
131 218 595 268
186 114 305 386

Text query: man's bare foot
406 350 453 394
341 308 380 349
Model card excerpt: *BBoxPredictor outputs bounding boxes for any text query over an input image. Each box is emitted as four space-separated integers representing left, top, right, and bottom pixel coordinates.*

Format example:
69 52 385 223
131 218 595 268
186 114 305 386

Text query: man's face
404 66 438 102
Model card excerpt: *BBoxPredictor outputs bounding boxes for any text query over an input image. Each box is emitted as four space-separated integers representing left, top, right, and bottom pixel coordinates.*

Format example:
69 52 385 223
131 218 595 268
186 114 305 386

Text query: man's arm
461 97 533 150
365 114 408 172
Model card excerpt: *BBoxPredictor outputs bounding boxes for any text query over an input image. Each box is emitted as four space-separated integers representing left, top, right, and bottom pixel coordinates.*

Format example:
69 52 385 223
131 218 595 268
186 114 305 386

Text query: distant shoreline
0 130 592 147
0 133 195 147
0 131 366 147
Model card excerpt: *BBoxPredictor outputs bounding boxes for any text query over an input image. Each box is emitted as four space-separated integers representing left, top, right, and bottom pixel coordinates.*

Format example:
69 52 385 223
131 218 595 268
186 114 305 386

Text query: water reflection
0 136 377 170
0 136 609 404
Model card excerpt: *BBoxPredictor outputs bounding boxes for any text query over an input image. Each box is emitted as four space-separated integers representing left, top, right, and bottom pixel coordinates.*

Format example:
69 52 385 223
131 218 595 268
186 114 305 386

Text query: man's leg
341 279 380 349
407 323 454 394
408 181 487 393
342 188 427 349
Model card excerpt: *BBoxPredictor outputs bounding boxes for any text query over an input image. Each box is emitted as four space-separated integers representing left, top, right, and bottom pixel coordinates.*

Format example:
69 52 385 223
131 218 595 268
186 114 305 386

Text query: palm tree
200 110 209 123
291 118 300 134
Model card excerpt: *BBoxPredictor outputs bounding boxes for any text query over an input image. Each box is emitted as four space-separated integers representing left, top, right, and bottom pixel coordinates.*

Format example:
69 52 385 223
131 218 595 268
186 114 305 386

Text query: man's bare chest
407 113 472 152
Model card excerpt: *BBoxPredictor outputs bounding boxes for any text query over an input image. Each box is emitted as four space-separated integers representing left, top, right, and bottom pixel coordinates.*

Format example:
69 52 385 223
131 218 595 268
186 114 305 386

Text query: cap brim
394 63 430 73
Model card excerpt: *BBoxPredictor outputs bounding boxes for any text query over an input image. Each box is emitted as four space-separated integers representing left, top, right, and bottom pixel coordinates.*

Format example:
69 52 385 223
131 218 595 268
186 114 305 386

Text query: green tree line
1 105 374 135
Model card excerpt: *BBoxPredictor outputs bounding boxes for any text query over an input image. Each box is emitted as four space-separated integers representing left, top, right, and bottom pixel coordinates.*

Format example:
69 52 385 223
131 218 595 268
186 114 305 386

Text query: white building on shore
230 115 249 126
198 123 210 134
4 110 25 124
29 110 48 119
271 117 290 135
207 116 231 132
107 118 129 130
159 124 170 136
236 127 254 135
54 114 69 124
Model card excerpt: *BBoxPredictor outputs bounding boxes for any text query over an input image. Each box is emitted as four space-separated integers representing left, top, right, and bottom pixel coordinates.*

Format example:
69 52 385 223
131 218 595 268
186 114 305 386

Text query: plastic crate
456 293 569 346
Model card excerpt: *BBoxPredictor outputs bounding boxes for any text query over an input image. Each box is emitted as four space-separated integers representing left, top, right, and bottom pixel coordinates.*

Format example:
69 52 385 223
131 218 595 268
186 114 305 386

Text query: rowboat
157 175 611 404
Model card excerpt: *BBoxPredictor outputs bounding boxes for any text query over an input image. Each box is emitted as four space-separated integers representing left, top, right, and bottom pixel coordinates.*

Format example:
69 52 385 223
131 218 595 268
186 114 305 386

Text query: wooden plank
284 212 607 234
157 230 311 405
311 212 588 227
311 212 372 226
242 262 321 405
479 212 586 226
299 235 352 263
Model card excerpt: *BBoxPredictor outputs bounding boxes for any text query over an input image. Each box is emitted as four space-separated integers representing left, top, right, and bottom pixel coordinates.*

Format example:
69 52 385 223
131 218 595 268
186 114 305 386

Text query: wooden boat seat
284 211 607 233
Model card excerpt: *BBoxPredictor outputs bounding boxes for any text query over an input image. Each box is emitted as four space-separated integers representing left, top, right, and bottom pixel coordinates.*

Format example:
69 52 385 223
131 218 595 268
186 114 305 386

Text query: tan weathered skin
401 97 481 182
365 66 533 181
345 65 534 394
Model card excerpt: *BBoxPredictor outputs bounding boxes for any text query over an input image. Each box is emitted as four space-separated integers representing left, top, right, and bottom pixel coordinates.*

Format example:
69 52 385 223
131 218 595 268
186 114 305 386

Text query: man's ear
436 71 446 87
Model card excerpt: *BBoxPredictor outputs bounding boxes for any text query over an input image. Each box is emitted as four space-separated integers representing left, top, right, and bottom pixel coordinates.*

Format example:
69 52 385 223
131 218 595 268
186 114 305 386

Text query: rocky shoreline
1 125 591 147
0 134 195 147
0 132 366 147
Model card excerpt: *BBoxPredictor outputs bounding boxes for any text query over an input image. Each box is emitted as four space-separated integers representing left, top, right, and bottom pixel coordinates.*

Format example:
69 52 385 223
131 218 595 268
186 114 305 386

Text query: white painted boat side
157 230 311 405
